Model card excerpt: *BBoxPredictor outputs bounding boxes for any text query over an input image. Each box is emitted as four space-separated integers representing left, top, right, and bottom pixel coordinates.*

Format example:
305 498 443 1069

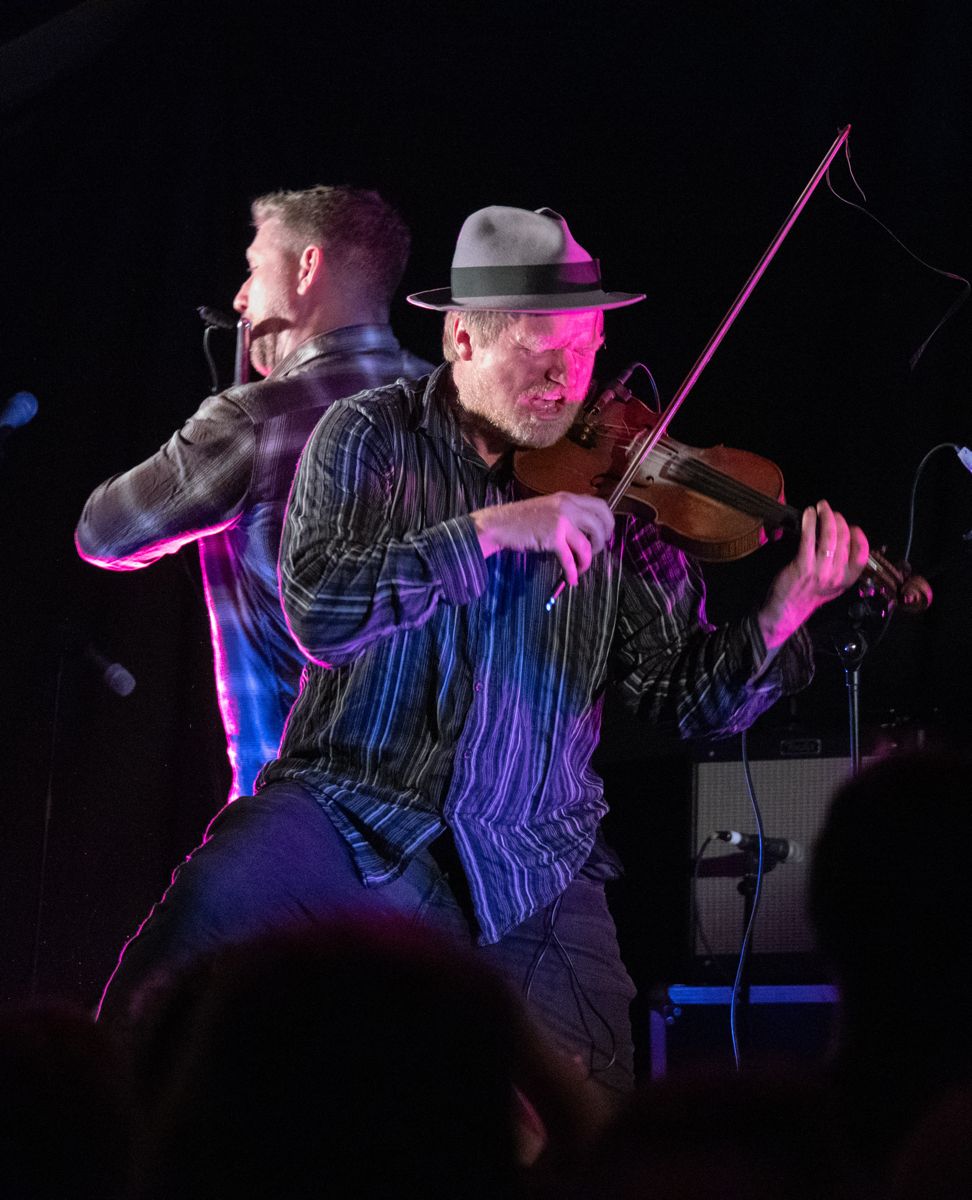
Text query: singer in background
76 186 432 799
98 205 867 1092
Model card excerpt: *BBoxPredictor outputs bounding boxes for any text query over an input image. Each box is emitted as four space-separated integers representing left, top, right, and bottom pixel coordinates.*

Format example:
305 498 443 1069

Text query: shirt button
474 681 483 693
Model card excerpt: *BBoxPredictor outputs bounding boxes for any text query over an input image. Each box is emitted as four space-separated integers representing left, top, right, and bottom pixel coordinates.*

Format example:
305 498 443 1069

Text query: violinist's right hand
470 492 615 587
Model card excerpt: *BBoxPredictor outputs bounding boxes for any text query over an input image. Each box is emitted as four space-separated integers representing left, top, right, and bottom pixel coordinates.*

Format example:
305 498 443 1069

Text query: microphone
715 830 805 864
593 364 637 406
83 644 136 697
197 306 237 330
567 365 640 458
0 390 38 445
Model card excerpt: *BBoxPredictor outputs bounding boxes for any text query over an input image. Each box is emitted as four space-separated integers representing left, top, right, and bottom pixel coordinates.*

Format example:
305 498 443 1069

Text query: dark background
1 0 969 1033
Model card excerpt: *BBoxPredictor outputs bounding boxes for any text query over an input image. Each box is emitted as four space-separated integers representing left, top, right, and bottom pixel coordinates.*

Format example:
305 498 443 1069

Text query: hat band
451 260 601 298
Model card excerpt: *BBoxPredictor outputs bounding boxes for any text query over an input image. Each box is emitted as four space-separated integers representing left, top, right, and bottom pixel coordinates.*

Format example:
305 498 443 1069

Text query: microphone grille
197 306 237 330
104 663 136 697
1 390 39 429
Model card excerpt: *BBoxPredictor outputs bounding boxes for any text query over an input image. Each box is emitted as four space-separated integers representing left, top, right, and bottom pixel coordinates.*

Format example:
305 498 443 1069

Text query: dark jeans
99 781 636 1090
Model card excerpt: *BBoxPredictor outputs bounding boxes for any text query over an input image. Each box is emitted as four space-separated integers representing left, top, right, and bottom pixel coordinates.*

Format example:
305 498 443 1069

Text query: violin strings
605 422 794 522
664 456 901 587
608 420 787 525
593 421 902 589
669 458 785 519
641 443 796 527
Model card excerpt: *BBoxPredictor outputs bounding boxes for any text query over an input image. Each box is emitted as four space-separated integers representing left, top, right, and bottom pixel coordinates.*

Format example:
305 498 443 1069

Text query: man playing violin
97 206 868 1094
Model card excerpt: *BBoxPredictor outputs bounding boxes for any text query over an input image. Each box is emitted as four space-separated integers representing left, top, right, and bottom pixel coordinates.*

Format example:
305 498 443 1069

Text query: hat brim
406 287 645 313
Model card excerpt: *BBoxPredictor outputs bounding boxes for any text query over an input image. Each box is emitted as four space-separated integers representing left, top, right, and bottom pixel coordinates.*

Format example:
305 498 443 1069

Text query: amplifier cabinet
648 984 838 1078
691 755 867 956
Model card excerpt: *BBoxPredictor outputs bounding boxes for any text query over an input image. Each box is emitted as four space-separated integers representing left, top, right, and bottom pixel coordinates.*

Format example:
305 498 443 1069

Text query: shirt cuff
739 611 815 693
414 515 488 607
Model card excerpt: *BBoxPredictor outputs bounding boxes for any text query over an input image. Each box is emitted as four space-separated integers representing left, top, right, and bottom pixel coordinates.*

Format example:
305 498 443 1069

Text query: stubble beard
457 375 577 452
248 287 296 377
249 328 280 377
249 312 295 376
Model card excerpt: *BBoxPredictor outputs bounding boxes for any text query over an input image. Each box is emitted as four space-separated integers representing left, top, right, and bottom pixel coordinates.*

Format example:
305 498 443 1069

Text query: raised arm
611 499 868 738
75 394 254 570
611 517 815 740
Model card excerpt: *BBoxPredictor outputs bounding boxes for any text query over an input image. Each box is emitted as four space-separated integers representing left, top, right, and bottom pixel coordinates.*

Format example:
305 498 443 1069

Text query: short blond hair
252 185 410 305
441 310 518 362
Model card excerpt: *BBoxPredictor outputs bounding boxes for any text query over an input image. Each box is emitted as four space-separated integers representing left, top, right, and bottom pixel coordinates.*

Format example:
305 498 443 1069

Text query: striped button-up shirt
263 365 813 943
76 325 431 797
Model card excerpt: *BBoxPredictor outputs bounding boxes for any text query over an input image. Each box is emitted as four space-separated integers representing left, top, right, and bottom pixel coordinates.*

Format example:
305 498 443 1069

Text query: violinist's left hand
758 500 870 650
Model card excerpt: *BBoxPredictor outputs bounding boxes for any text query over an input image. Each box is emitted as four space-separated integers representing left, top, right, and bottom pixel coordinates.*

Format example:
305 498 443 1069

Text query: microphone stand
837 631 867 777
834 599 873 778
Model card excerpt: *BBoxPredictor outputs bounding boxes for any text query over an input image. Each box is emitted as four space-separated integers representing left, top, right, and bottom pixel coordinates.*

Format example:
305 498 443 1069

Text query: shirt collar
269 324 402 380
415 363 513 478
415 364 470 452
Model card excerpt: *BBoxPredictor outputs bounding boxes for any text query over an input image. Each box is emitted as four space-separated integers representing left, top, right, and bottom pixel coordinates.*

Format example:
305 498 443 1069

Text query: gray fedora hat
407 206 645 313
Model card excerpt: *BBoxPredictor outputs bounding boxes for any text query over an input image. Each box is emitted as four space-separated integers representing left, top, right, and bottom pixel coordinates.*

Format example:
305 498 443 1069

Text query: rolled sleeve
611 517 814 739
412 516 487 606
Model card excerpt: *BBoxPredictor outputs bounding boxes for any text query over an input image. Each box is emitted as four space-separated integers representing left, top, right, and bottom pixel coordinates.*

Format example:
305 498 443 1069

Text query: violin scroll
858 548 932 617
900 572 933 611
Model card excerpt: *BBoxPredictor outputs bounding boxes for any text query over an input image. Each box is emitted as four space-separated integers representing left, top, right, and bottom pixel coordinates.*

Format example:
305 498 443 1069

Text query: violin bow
546 124 852 611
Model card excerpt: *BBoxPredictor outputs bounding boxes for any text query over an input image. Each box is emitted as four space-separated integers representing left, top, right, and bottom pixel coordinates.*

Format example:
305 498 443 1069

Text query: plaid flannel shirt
76 325 432 796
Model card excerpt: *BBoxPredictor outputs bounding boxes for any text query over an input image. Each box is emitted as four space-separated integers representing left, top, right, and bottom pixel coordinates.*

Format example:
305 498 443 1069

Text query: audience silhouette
809 748 972 1176
8 748 970 1198
127 919 598 1199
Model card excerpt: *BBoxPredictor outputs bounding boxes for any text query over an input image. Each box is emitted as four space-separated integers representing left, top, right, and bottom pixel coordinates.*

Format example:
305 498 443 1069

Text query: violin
513 382 931 614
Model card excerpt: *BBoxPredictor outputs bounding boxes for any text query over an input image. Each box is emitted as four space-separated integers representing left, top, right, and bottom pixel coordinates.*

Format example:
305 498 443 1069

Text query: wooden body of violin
514 395 793 562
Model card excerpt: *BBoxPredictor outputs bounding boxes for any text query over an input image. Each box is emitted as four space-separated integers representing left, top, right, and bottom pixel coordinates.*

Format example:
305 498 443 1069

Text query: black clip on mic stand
834 595 878 778
197 309 251 391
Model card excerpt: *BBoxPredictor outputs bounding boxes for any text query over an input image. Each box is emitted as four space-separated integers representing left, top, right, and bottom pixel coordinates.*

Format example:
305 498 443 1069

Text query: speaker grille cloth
692 757 869 955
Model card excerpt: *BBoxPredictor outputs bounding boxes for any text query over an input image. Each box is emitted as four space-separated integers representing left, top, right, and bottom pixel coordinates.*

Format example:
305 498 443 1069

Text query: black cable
903 442 962 564
202 324 220 394
826 141 970 370
522 891 618 1076
815 441 967 663
523 895 560 1003
550 925 618 1075
628 362 662 412
30 648 66 998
